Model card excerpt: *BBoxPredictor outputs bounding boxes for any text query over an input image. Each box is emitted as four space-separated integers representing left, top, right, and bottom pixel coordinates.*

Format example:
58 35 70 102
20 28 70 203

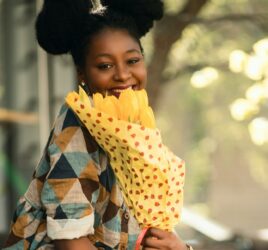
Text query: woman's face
78 28 147 97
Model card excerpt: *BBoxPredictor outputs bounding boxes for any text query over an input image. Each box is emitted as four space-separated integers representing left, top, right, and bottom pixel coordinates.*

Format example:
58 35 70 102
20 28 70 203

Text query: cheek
138 67 148 86
86 69 111 91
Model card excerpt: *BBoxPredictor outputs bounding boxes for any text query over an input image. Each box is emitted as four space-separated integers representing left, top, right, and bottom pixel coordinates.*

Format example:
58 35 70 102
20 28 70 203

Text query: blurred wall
0 0 75 235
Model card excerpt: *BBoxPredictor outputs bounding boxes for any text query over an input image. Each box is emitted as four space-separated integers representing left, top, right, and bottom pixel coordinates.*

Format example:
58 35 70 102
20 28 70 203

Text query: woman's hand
141 228 188 250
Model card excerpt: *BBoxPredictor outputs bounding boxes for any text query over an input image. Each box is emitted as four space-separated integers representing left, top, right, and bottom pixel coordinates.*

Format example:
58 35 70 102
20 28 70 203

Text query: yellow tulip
108 95 121 118
140 106 156 128
135 89 149 121
91 88 155 128
102 96 119 119
93 93 104 110
135 89 148 108
119 88 139 122
78 86 92 108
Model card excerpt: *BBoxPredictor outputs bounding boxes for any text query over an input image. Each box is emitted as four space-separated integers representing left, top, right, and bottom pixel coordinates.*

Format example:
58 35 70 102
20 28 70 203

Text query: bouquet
65 87 185 247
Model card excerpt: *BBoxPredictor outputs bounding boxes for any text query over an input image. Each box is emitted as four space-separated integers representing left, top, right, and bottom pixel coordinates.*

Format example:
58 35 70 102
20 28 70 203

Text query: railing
179 207 268 250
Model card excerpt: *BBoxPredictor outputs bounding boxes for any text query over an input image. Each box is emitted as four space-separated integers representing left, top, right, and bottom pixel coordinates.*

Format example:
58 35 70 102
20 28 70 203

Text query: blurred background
0 0 268 249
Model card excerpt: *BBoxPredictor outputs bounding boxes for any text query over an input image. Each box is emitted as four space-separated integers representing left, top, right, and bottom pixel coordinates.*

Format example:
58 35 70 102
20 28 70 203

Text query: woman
4 0 192 249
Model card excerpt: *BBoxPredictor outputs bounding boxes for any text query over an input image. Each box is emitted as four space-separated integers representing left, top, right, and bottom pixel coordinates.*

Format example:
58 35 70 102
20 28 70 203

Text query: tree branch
177 13 268 25
147 0 209 108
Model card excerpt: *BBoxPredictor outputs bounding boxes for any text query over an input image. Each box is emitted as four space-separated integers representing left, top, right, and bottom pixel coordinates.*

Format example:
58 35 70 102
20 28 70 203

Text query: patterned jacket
3 104 141 250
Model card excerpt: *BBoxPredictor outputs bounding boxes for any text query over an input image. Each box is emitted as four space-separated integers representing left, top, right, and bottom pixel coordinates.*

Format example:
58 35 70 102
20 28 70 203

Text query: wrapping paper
65 88 185 231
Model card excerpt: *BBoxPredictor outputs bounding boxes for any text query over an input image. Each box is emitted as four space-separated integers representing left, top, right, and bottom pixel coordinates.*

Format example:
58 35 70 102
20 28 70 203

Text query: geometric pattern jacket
3 104 141 250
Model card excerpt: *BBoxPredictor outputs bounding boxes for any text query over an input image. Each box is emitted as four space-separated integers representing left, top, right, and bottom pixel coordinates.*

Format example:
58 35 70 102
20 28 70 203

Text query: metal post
36 0 50 152
1 0 16 231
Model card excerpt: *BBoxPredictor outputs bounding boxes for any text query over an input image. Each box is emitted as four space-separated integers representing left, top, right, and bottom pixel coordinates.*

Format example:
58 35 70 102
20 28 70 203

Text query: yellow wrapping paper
65 88 185 231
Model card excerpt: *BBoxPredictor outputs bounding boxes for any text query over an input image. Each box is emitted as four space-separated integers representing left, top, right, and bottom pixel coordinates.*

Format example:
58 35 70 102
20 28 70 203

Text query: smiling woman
3 0 190 250
79 28 147 97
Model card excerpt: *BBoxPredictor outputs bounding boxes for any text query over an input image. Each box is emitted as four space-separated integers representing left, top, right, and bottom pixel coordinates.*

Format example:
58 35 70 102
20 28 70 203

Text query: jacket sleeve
41 107 101 240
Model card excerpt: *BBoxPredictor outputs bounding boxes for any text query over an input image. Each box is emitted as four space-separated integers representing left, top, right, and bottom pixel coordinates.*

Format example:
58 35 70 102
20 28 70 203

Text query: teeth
113 89 123 93
112 86 133 93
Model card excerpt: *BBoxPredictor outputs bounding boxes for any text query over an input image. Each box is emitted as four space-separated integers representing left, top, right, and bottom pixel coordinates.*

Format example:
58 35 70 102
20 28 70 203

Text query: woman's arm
54 237 97 250
142 228 188 250
41 108 100 246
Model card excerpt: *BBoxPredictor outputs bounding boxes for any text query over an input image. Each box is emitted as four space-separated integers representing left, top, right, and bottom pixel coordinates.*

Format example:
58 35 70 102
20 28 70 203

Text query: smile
109 85 139 97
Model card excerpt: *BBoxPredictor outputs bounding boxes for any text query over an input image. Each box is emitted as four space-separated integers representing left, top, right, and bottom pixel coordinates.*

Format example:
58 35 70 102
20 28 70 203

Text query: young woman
4 0 192 249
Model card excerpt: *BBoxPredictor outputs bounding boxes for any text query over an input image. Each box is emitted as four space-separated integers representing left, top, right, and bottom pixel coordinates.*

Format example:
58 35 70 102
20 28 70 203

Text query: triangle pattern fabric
5 238 24 249
54 127 79 153
79 160 99 182
64 152 92 177
109 184 123 207
47 144 61 169
79 179 99 202
99 163 116 193
60 203 91 219
13 214 28 238
81 126 99 153
54 205 68 220
37 173 47 183
59 104 68 116
62 108 81 130
24 179 43 207
3 230 23 247
48 154 78 179
102 200 120 223
25 234 35 245
35 155 50 178
54 109 67 137
47 178 77 202
14 200 27 221
61 179 89 204
64 128 90 153
41 182 60 204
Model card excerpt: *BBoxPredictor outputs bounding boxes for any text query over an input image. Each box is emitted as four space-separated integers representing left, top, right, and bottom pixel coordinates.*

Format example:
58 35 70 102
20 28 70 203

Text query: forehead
86 28 141 58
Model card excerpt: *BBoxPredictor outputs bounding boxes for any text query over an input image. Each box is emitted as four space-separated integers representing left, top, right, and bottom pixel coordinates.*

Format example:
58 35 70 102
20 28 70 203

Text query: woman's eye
97 64 113 70
127 58 140 65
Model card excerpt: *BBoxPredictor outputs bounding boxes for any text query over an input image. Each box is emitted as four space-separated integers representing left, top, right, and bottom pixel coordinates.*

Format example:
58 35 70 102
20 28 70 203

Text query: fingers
142 236 161 249
146 228 169 240
142 233 171 249
142 228 184 249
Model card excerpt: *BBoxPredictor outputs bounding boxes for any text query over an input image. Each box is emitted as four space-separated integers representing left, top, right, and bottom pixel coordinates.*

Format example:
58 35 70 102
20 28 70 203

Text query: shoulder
51 103 99 153
53 104 83 134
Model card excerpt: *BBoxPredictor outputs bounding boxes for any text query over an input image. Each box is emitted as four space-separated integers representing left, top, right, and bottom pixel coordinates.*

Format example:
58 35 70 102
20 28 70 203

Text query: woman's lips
109 85 138 97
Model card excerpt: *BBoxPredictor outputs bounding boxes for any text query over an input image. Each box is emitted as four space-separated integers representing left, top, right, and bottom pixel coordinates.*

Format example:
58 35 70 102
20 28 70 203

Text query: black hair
35 0 163 68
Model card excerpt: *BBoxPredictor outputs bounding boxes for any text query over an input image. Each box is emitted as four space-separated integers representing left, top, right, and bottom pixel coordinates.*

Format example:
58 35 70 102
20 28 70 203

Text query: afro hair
35 0 163 65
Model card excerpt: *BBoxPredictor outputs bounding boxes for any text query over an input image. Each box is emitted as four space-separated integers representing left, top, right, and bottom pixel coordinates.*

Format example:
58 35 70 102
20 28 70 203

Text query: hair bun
101 0 164 37
36 0 92 54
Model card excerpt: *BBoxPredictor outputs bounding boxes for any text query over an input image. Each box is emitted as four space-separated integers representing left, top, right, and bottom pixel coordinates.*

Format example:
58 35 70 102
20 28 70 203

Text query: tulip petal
108 95 121 118
119 88 139 122
102 96 119 118
136 89 148 108
78 86 92 108
93 93 104 110
140 106 156 128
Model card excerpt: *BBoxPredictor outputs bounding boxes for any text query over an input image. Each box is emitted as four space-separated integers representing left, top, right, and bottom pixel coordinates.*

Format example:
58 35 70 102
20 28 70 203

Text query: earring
80 81 90 95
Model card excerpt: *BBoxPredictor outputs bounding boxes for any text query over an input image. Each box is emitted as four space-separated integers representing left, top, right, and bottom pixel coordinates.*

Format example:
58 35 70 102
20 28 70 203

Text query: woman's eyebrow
95 53 113 59
95 49 142 59
126 49 141 54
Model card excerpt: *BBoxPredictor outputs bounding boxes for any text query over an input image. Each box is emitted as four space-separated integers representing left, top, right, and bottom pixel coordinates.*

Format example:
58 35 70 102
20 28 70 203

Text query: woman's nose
113 64 131 82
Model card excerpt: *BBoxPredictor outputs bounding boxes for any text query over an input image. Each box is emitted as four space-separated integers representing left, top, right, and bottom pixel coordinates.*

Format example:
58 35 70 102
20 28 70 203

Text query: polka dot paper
65 87 185 231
